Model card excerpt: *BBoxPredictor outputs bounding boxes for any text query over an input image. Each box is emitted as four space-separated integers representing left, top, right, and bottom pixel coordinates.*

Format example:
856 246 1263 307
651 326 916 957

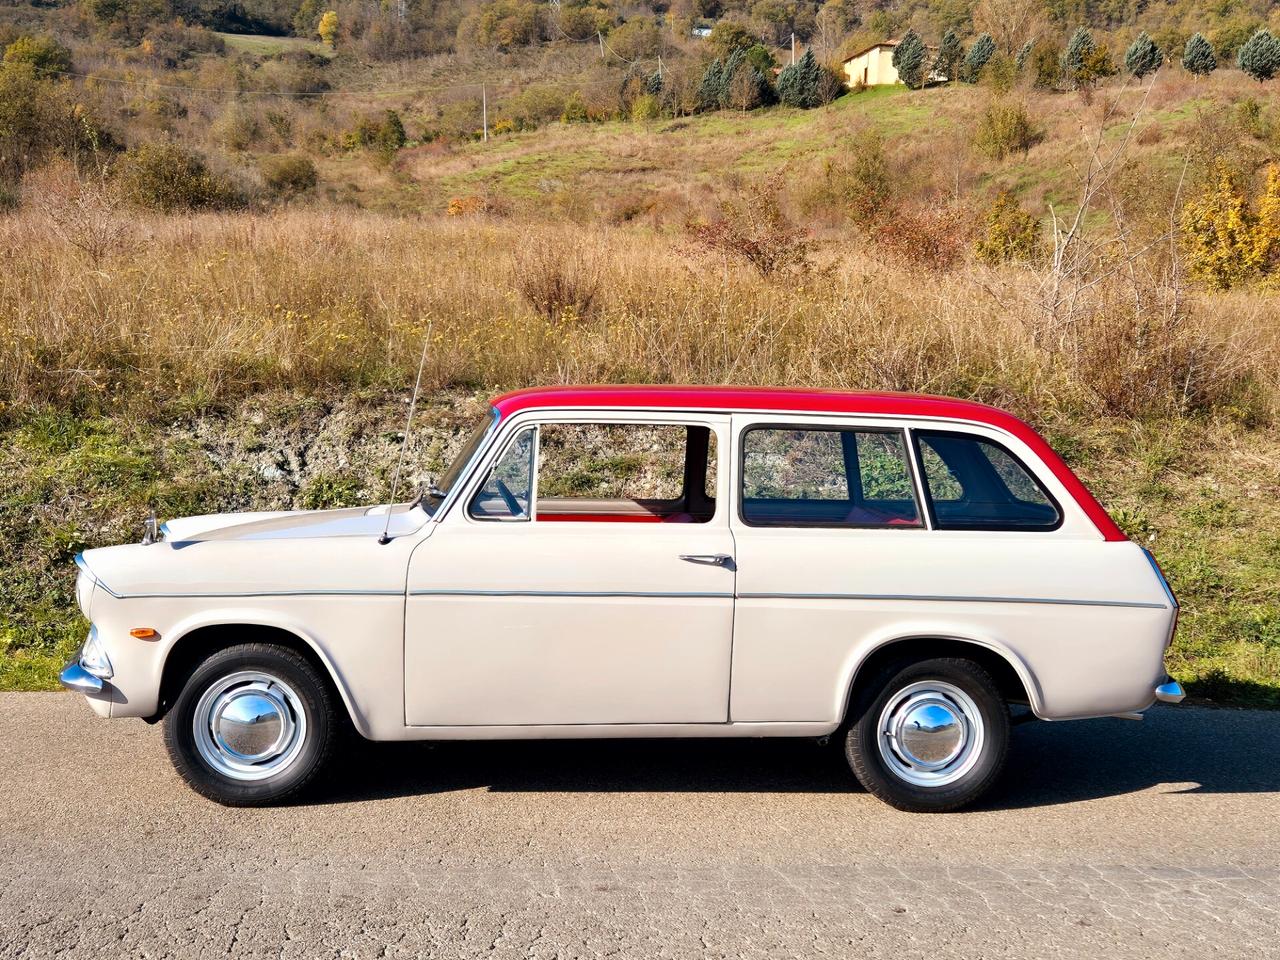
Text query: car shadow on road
315 706 1279 810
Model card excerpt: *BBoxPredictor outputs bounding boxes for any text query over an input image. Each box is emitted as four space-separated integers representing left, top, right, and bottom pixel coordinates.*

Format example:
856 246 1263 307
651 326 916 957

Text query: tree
1124 32 1162 78
1061 27 1095 88
777 50 821 107
1015 39 1033 71
707 20 757 58
962 33 996 82
933 29 962 83
1182 33 1216 78
891 30 927 89
719 47 747 108
697 58 724 112
293 0 321 37
2 35 73 76
1237 29 1280 83
745 43 776 75
318 10 339 48
972 0 1046 55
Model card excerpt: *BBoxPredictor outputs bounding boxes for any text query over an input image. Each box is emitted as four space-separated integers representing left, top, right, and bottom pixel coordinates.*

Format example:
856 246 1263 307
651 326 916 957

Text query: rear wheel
844 657 1009 813
163 642 338 806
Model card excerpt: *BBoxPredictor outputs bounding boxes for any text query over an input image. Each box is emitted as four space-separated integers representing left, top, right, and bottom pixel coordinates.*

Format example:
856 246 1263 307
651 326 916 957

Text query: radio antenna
379 321 433 545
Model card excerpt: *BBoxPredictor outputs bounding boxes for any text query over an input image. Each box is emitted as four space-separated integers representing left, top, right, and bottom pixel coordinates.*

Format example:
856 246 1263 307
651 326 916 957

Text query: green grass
215 32 333 58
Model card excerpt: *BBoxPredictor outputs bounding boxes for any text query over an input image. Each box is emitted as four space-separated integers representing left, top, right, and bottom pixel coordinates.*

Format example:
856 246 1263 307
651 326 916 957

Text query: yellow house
842 41 900 87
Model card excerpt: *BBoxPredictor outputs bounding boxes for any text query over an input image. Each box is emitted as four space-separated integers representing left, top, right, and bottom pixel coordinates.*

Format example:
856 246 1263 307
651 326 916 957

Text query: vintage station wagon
64 386 1184 811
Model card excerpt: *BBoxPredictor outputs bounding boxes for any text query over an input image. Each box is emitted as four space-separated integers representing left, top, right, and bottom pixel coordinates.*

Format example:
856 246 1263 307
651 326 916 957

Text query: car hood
77 505 428 601
161 505 423 543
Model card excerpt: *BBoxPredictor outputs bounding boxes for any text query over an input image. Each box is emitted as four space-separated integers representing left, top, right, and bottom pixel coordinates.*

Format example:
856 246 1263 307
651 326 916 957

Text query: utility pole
598 31 605 61
481 83 488 142
658 54 663 78
791 32 795 65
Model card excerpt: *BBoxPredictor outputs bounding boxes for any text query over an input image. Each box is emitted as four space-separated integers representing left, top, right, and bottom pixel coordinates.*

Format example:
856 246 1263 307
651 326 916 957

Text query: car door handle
679 553 734 567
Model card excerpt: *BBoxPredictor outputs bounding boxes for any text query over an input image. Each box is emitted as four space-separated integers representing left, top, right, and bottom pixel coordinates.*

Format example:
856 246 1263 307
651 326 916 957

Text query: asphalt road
1 694 1277 960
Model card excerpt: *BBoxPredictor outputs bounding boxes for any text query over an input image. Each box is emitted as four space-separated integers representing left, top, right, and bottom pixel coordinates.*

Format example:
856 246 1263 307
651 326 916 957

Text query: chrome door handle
679 553 733 567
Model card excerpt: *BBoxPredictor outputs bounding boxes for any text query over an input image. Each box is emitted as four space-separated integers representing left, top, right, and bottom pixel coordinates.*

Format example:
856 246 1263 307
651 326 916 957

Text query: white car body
66 386 1182 747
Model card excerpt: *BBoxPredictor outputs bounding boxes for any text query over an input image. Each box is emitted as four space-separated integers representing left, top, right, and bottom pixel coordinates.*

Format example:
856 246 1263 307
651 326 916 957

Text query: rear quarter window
914 430 1061 531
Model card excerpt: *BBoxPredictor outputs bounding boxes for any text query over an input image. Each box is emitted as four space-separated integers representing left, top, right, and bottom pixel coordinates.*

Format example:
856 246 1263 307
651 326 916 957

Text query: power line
31 61 656 101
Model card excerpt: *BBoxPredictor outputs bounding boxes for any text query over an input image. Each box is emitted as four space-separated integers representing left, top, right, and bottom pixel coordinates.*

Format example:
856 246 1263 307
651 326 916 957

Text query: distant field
215 31 333 58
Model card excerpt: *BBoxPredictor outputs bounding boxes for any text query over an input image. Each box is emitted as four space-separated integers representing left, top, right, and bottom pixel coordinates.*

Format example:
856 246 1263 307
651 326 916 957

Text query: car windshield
420 409 498 515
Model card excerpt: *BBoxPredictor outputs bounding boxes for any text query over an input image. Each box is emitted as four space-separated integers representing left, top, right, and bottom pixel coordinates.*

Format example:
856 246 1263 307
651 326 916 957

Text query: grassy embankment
2 76 1279 703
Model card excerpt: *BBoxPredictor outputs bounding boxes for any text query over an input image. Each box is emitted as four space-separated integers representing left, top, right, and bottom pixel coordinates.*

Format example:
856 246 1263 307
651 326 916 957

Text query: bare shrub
874 203 972 272
687 173 815 277
513 245 602 322
23 160 133 268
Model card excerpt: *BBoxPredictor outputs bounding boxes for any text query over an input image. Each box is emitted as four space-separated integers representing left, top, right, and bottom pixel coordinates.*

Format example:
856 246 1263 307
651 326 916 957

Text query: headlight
79 626 113 680
75 570 92 618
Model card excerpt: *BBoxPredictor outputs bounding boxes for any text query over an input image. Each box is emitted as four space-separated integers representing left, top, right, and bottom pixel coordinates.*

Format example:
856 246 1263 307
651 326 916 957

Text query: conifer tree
933 29 963 83
1182 33 1216 77
1124 32 1162 78
1061 27 1095 88
697 59 724 112
892 30 927 89
1015 39 1034 72
1238 29 1280 83
962 33 996 82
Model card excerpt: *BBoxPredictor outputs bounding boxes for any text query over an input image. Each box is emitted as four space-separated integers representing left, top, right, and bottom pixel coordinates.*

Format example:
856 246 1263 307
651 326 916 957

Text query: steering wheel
495 478 525 518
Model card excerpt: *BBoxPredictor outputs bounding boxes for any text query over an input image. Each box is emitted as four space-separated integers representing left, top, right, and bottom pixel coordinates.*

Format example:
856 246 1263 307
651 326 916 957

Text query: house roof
487 384 1125 540
842 40 898 63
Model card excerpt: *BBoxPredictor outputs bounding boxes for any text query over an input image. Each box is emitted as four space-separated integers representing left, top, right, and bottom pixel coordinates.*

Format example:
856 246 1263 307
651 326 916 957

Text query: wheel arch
837 632 1044 724
154 620 369 737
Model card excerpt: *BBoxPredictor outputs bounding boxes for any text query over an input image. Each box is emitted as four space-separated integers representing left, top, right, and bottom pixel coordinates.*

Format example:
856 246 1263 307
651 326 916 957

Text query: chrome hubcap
877 681 983 788
193 671 306 781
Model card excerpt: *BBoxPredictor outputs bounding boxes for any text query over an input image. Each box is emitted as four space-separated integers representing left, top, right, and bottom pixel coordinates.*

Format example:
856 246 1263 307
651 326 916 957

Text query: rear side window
741 427 922 528
914 430 1061 531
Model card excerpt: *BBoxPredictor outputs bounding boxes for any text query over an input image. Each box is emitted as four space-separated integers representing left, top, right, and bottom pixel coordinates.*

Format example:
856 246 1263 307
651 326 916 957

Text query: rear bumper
1154 679 1185 704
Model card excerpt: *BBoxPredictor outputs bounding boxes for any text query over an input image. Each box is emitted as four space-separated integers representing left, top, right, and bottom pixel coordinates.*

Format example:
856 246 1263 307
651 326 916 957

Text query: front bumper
59 661 105 694
1154 679 1185 704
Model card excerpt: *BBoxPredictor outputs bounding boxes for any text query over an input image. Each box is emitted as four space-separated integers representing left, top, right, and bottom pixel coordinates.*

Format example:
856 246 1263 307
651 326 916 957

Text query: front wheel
163 643 338 806
844 657 1009 813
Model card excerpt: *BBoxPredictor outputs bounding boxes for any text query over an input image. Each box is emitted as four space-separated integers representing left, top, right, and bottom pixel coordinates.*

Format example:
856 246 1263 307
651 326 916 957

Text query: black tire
163 642 338 806
844 657 1009 813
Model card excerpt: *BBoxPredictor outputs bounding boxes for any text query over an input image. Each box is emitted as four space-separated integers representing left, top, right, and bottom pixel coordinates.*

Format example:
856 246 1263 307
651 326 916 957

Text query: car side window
914 430 1061 531
740 427 922 528
534 423 717 524
469 427 536 521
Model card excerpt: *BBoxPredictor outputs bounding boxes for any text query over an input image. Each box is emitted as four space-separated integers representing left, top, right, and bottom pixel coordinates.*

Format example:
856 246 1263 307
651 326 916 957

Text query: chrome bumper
60 661 104 694
1154 680 1185 704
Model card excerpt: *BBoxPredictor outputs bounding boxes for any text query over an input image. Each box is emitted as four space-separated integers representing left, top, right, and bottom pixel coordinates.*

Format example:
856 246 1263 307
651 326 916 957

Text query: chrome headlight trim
79 626 114 680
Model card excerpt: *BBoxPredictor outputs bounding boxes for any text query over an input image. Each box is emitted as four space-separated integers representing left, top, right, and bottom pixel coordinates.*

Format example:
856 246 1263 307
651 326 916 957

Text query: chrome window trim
736 422 926 531
467 423 539 523
429 407 502 523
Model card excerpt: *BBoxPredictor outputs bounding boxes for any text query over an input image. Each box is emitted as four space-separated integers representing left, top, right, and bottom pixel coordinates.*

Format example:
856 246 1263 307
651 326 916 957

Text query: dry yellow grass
2 208 1276 423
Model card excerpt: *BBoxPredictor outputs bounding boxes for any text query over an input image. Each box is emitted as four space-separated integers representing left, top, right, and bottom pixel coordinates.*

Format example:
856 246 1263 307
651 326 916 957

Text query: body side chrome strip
737 592 1169 610
410 589 734 599
93 588 405 600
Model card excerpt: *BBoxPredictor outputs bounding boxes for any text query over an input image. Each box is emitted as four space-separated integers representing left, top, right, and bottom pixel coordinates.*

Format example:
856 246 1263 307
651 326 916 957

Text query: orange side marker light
130 627 160 640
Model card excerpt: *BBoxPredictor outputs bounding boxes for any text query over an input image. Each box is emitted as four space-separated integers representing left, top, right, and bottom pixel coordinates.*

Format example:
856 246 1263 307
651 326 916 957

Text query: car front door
402 412 736 727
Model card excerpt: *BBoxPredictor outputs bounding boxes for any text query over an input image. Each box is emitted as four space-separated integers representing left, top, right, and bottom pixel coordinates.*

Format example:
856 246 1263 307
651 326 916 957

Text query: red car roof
489 385 1125 541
